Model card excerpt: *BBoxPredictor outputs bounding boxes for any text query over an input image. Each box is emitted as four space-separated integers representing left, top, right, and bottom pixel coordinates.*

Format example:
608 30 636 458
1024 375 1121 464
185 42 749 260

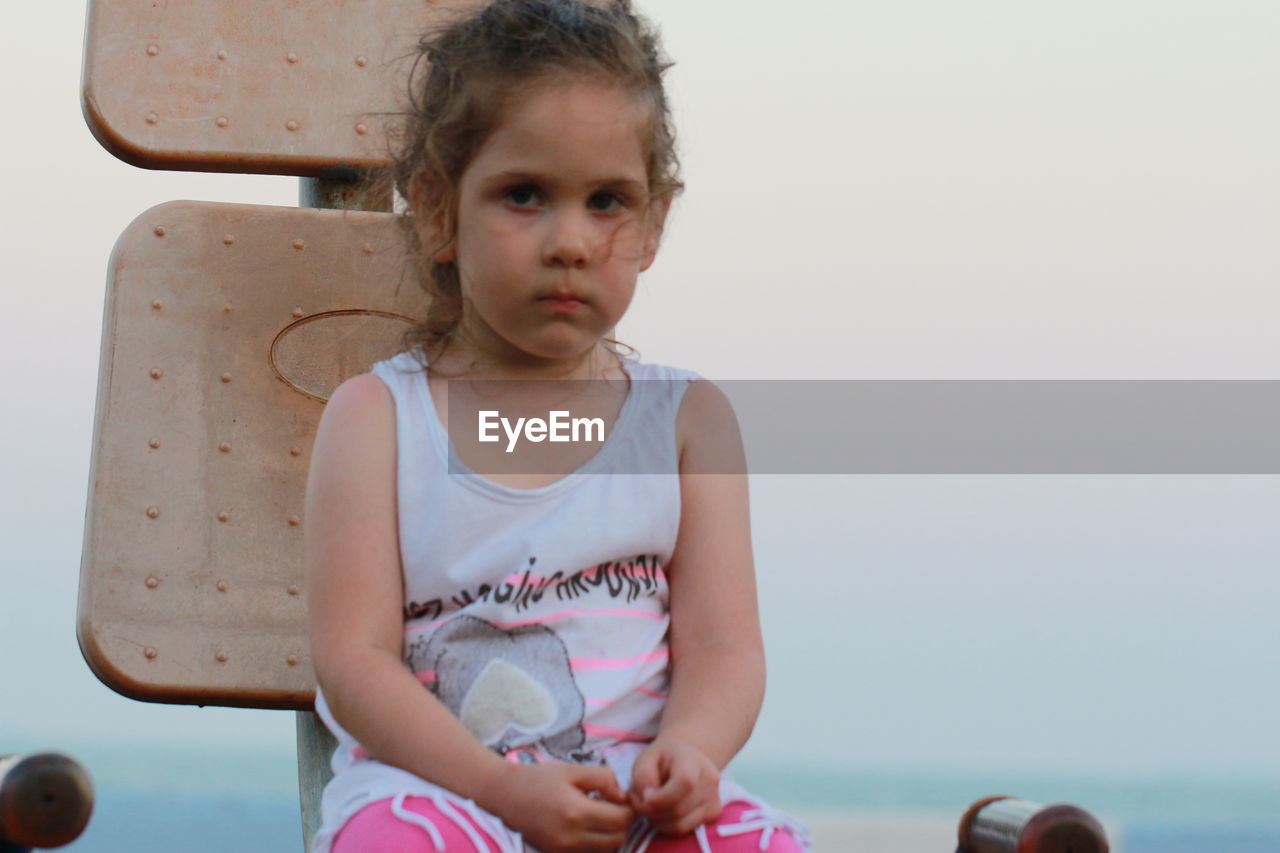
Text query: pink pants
330 793 807 852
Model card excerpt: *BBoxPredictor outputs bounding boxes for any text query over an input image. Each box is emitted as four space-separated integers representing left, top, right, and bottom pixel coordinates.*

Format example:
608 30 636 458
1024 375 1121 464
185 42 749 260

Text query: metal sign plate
78 200 423 708
82 0 475 175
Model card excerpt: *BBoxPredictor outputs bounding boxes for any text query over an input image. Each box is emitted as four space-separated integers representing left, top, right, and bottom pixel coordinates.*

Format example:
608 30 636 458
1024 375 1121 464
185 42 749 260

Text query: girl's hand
628 736 722 835
479 761 634 853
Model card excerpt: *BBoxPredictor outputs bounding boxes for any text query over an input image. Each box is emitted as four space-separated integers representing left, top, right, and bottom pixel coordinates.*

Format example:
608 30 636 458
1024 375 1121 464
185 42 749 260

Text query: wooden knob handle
957 795 1109 853
0 753 94 848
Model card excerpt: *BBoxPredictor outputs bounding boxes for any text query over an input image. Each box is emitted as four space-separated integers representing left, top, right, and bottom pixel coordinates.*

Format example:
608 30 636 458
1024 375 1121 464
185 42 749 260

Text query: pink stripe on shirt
405 608 664 635
582 723 655 743
570 649 668 670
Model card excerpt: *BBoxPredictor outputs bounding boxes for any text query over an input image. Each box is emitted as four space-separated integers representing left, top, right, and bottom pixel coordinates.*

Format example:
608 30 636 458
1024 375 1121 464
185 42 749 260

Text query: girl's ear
432 240 457 264
638 196 672 272
408 174 457 263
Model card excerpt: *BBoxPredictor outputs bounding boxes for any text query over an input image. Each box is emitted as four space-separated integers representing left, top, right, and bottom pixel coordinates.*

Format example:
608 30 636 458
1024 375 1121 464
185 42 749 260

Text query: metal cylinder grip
957 795 1109 853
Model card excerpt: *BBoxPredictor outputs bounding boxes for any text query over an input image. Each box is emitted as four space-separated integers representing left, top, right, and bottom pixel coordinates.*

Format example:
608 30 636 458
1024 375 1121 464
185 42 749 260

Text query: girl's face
429 77 666 366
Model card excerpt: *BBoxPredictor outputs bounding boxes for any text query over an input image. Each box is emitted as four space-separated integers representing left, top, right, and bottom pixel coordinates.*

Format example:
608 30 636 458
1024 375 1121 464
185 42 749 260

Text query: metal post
295 711 338 851
295 167 392 851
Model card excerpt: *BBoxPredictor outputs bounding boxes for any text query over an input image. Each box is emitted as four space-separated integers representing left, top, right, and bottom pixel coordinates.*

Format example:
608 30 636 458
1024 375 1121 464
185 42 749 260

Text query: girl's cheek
601 218 643 253
483 216 525 241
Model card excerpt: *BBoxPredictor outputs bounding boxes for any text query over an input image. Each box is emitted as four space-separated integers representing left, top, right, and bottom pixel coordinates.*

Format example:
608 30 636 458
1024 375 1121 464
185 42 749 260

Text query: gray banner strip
727 379 1274 471
723 380 1280 474
445 380 1280 474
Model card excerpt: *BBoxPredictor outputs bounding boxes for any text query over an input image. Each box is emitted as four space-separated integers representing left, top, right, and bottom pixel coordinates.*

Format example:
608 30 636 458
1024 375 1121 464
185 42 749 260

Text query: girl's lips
538 295 586 314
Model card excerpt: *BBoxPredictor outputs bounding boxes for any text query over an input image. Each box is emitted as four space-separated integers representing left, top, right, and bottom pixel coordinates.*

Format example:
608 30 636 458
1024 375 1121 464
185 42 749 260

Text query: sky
1 0 1278 789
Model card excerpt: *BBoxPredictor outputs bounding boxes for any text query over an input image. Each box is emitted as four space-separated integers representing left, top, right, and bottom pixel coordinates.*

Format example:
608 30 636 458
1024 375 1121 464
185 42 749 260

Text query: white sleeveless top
311 350 699 850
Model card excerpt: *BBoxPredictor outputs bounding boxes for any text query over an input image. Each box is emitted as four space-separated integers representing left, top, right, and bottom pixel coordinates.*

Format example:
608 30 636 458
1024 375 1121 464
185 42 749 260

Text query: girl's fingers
649 785 722 832
568 764 627 803
628 748 663 803
579 797 635 832
640 763 694 812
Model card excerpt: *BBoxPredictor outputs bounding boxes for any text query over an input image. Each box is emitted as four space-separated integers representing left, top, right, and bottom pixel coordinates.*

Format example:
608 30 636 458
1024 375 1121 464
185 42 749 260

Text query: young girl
305 2 810 851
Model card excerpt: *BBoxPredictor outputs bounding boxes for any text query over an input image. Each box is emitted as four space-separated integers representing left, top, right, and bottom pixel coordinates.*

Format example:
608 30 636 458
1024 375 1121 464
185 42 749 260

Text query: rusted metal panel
81 0 478 175
78 200 421 708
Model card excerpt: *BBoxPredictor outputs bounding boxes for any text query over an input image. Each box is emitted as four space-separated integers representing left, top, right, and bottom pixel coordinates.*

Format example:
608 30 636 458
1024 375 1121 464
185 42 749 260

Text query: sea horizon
7 734 1278 851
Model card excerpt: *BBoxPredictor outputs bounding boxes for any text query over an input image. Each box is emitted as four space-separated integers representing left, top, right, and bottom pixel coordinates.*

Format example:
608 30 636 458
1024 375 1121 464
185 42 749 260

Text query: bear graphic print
395 556 673 766
407 615 598 763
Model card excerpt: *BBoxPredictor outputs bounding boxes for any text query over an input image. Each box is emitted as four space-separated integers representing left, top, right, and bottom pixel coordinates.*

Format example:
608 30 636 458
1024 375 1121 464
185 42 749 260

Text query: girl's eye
588 193 624 212
505 186 542 208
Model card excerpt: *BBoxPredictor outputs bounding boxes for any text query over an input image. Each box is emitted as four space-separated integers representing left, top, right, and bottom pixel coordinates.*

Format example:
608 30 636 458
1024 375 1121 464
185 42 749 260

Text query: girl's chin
517 341 601 364
509 327 607 362
465 315 602 365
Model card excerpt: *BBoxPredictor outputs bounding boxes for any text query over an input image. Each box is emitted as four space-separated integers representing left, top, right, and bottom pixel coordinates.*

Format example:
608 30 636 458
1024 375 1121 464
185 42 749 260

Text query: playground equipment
957 797 1108 853
78 1 446 846
0 753 94 852
76 2 1113 851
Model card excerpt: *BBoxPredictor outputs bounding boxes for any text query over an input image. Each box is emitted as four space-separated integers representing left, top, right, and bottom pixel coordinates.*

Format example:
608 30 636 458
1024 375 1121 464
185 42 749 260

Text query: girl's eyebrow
481 169 646 195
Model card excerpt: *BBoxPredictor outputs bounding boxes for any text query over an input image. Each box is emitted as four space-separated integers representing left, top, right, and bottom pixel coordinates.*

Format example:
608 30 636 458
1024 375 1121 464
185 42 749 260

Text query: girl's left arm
629 379 765 833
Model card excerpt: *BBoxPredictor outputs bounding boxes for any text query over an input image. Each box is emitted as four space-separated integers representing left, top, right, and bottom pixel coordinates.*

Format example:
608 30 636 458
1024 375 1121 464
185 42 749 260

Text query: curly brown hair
371 0 683 368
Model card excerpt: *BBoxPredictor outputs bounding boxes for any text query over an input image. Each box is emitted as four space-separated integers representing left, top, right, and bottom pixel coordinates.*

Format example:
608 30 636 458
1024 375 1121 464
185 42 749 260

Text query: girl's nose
542 210 593 269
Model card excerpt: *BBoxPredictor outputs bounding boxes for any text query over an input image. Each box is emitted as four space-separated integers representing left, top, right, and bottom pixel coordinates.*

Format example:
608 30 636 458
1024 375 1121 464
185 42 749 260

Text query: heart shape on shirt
459 658 558 745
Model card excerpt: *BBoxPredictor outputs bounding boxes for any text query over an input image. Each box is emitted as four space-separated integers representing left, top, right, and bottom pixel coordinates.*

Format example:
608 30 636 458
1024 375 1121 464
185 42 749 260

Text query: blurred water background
6 735 1276 852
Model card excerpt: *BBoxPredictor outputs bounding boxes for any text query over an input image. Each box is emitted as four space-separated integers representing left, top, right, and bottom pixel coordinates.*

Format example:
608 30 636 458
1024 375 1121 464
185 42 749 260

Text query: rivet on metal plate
145 111 159 125
151 299 163 310
355 123 368 135
292 307 303 318
215 653 227 663
145 576 160 589
217 511 229 523
146 44 159 57
286 119 300 132
148 438 161 449
292 238 305 250
146 506 160 519
216 580 228 592
290 447 302 457
153 225 166 237
215 116 229 128
287 656 299 667
144 647 158 660
362 244 374 254
287 586 300 596
223 304 233 312
288 516 300 527
217 49 228 60
355 55 368 67
150 368 163 380
223 234 235 246
221 373 232 383
218 442 231 453
286 52 299 64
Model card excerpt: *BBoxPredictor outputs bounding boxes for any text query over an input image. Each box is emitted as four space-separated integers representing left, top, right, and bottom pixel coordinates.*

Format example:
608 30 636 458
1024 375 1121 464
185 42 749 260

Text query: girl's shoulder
319 373 396 439
361 349 429 400
618 359 742 472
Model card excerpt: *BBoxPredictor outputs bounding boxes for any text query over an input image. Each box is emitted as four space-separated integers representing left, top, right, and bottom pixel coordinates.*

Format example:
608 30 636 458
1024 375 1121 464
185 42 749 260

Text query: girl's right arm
305 374 633 852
